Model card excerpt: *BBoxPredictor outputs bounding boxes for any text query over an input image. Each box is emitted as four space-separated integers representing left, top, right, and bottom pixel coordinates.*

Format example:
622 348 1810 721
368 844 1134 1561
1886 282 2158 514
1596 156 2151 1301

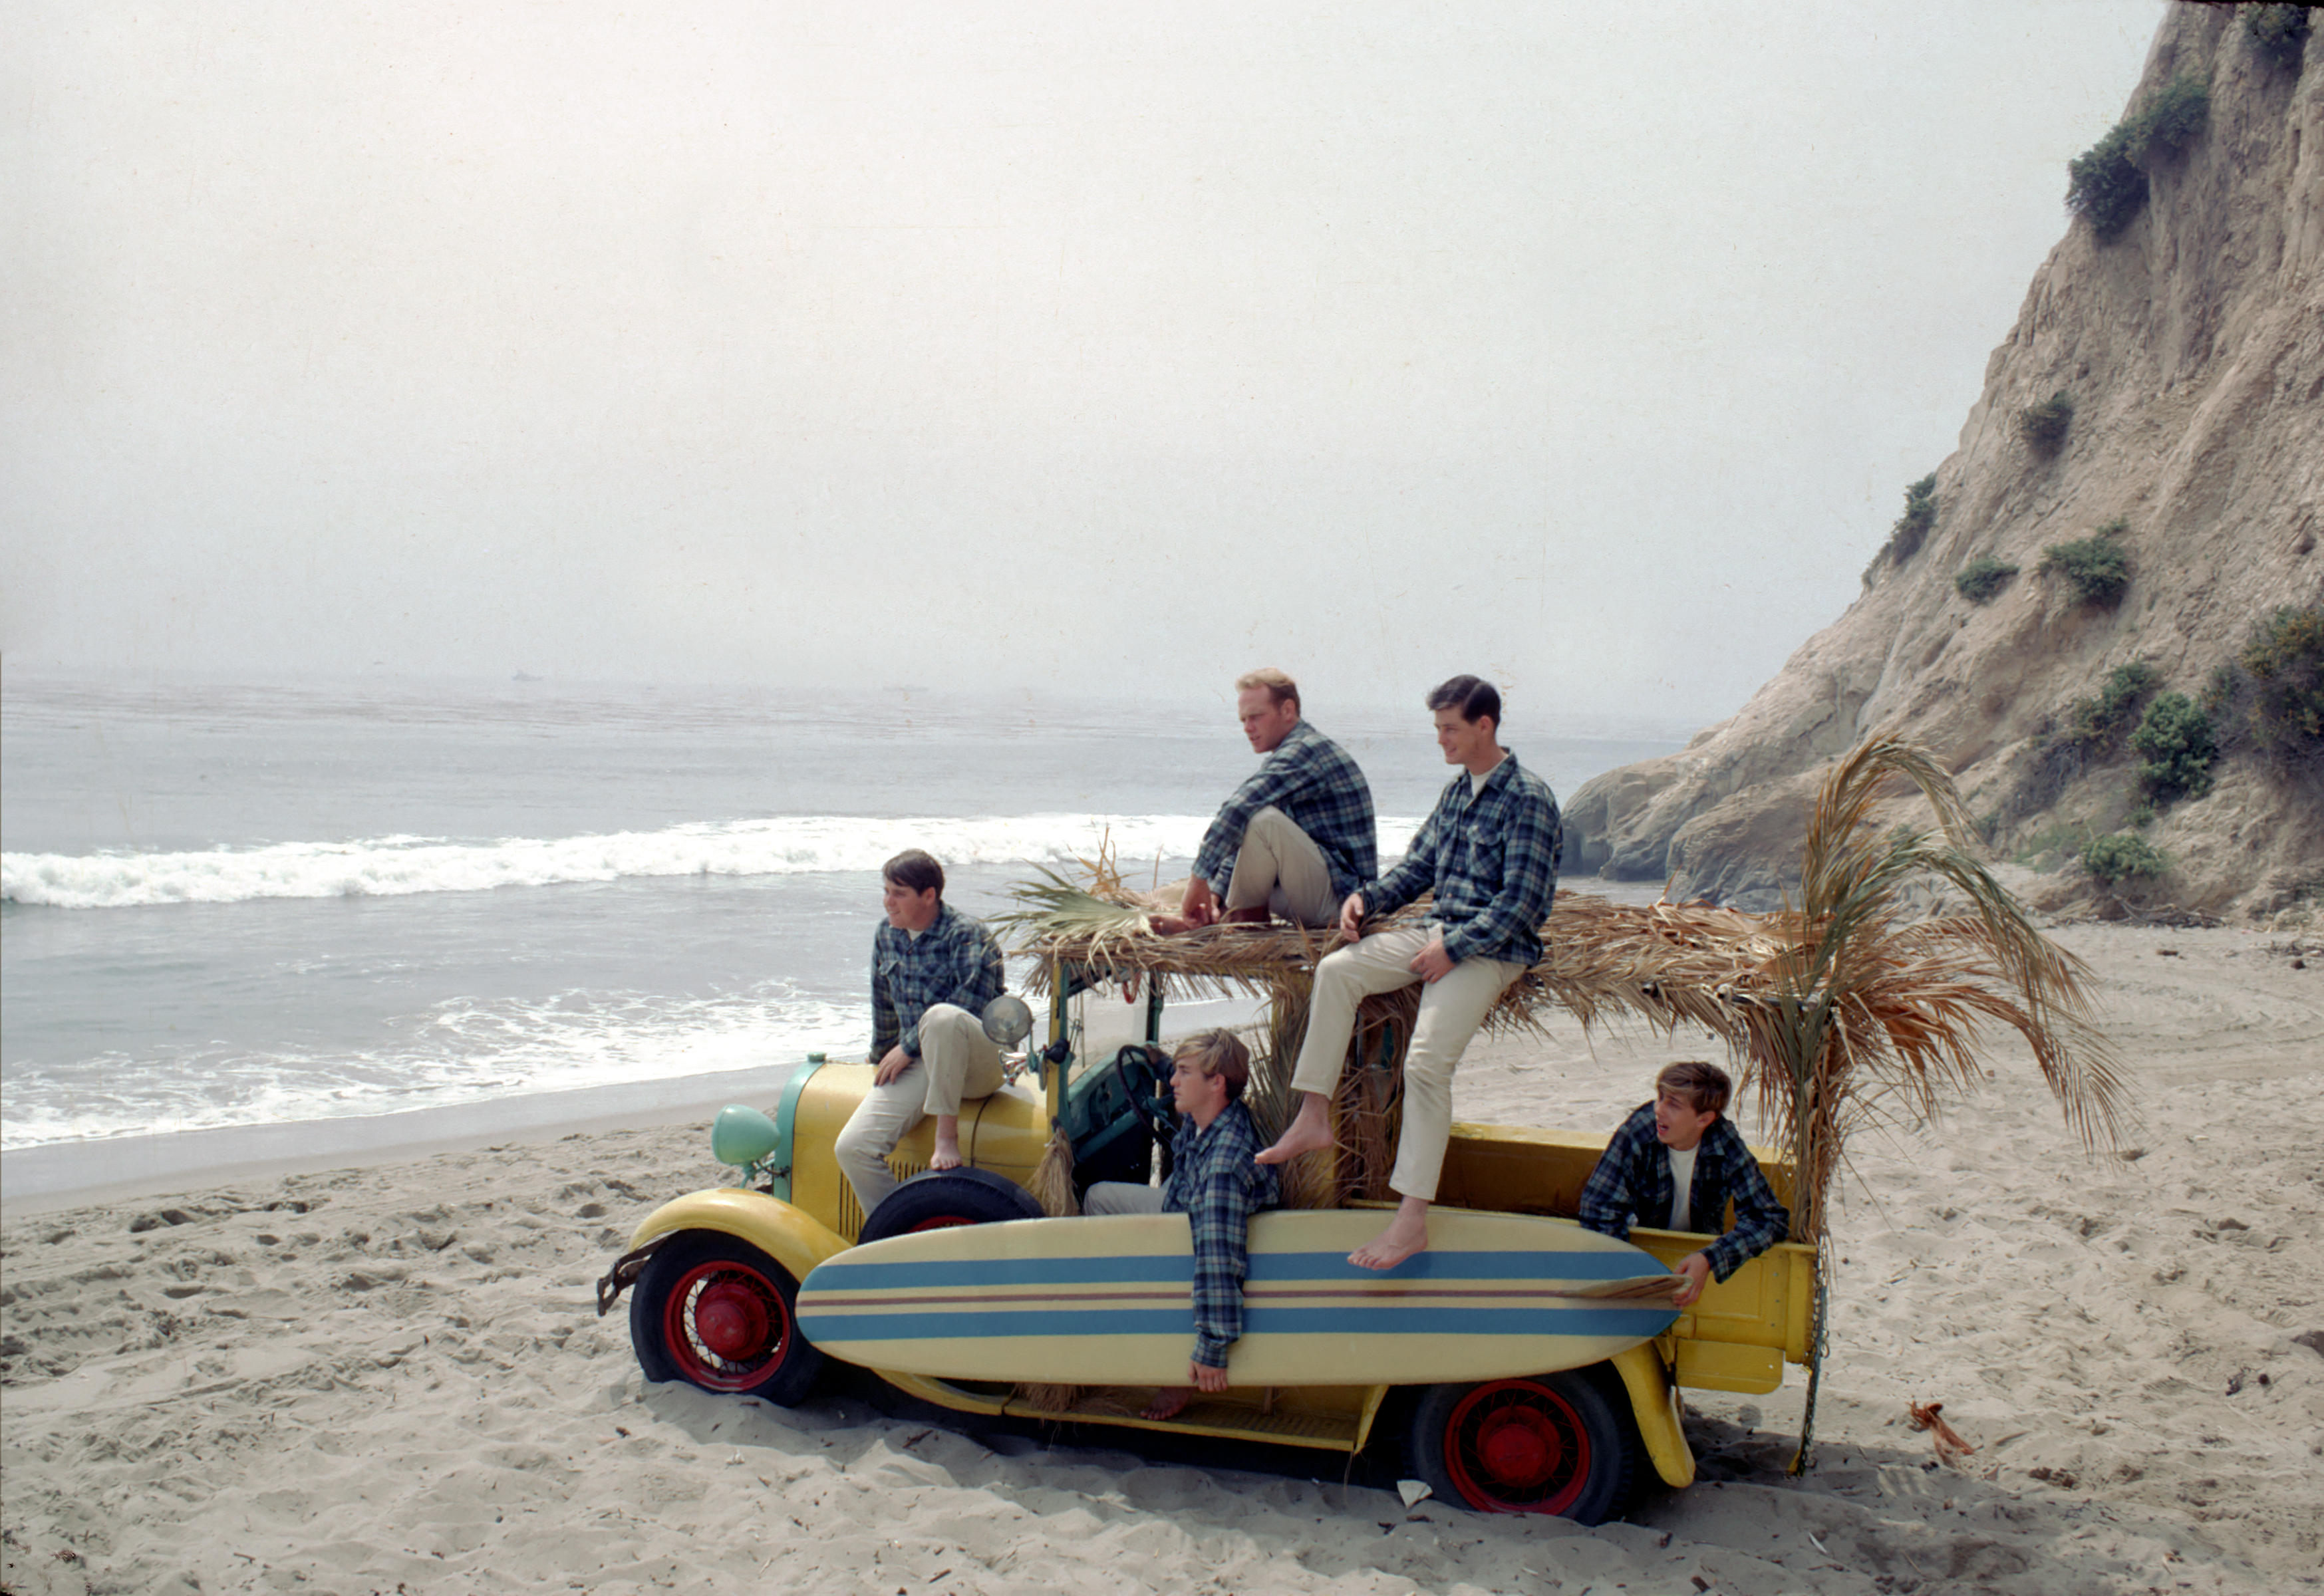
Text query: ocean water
1 672 1681 1182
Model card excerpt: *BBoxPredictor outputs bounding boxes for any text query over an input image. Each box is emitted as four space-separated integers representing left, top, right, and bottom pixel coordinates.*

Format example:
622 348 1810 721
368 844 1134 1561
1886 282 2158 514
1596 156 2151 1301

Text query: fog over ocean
3 672 1679 1170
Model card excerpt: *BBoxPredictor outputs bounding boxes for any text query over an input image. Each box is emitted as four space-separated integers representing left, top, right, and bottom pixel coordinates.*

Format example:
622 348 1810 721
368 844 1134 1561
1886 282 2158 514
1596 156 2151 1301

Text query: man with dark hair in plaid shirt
1084 1029 1280 1420
1258 674 1562 1271
834 849 1008 1218
1580 1060 1789 1307
1153 667 1377 933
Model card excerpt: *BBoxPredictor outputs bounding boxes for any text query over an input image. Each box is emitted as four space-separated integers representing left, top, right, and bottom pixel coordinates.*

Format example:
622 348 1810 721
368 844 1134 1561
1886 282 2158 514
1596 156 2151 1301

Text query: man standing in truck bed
1579 1060 1790 1309
1153 668 1377 933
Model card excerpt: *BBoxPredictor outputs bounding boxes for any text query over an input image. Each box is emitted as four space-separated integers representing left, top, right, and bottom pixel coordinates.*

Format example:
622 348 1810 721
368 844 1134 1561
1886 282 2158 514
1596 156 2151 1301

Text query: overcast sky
3 1 2160 728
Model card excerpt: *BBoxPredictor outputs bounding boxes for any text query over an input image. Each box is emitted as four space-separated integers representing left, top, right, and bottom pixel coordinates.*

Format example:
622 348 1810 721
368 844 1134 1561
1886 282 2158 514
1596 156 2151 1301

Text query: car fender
626 1187 851 1285
1608 1343 1695 1490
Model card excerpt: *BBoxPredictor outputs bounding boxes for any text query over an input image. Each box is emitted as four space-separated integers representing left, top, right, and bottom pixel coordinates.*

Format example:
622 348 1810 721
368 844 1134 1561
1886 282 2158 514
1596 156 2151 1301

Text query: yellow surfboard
796 1209 1678 1387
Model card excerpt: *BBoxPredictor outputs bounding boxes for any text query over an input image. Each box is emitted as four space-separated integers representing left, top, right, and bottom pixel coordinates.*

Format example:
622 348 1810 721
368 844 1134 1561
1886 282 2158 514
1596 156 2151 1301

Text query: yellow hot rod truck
599 976 1816 1526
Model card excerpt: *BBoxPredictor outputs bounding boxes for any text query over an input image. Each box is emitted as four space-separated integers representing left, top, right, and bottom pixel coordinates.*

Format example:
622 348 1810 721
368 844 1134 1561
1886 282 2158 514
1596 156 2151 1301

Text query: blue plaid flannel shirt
1364 751 1562 967
1194 720 1378 904
869 902 1005 1060
1577 1103 1790 1283
1162 1099 1280 1368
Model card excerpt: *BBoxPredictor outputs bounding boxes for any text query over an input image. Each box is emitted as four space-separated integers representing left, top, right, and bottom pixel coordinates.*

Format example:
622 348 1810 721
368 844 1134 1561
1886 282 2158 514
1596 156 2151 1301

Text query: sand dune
5 922 2319 1595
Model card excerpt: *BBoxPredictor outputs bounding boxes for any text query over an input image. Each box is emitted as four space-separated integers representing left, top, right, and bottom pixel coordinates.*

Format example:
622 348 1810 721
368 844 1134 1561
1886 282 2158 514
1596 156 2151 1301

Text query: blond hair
1175 1029 1253 1103
1233 668 1300 713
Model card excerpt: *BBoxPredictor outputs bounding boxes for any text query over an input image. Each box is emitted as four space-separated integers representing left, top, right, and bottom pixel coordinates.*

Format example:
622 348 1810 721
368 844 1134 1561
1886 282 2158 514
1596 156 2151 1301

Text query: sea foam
1 813 1220 909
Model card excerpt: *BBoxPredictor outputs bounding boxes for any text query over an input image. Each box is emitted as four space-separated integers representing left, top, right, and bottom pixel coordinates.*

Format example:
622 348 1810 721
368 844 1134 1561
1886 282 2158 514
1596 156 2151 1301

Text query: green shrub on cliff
2018 392 2075 458
1888 475 1939 563
2128 74 2210 165
2240 604 2324 759
2130 692 2219 803
1954 556 2019 604
2081 832 2168 887
2066 661 2162 745
2244 4 2310 72
2067 72 2210 243
2040 534 2131 607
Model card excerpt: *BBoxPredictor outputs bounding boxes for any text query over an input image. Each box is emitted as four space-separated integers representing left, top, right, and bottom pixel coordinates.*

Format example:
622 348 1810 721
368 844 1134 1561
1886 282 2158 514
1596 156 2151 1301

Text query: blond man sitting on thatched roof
1151 668 1378 934
1258 675 1563 1270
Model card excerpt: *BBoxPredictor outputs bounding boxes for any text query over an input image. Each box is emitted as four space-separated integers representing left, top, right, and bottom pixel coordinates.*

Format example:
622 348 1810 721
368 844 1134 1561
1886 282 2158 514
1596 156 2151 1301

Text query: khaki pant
1225 805 1342 928
1286 925 1524 1201
1082 1181 1168 1216
834 1003 1005 1216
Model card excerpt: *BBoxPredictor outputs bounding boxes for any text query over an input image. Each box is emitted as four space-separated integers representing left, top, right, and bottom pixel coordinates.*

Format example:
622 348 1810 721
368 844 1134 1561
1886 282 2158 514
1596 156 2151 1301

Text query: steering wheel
1110 1044 1179 1147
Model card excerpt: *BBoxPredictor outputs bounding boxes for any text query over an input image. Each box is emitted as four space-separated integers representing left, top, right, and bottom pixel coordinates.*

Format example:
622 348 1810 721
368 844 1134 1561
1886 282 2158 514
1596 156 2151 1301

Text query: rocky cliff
1568 5 2324 924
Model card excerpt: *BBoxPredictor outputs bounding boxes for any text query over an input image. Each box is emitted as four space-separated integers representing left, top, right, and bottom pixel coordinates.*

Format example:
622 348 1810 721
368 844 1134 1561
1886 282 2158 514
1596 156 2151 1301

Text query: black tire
859 1167 1043 1244
1405 1366 1640 1525
629 1231 827 1407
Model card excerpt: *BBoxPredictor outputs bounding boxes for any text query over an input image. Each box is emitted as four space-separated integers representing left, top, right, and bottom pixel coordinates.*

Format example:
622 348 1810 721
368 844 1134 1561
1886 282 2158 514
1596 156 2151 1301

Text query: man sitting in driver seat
834 849 1008 1220
1084 1029 1281 1420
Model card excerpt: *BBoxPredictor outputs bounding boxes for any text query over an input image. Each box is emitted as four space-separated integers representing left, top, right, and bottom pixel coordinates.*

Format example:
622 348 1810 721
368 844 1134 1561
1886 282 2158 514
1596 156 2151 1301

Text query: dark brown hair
881 849 945 899
1425 674 1501 727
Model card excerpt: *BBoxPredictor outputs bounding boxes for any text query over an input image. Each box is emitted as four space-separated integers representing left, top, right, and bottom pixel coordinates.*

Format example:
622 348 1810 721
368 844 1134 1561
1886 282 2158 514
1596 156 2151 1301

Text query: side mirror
711 1104 782 1170
981 994 1034 1048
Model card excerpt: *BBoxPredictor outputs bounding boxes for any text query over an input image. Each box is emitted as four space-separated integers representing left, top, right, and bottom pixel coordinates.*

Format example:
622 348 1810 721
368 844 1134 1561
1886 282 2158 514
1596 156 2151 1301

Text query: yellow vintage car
599 974 1816 1526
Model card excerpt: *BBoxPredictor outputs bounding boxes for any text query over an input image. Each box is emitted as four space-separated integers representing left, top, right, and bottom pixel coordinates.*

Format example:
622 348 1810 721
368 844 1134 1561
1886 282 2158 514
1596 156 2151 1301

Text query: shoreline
0 1061 803 1216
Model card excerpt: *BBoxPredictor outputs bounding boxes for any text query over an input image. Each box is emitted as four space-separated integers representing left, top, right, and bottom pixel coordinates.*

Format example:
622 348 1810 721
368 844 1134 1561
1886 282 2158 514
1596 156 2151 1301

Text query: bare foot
930 1136 963 1172
1148 914 1195 935
1255 1097 1332 1166
1141 1386 1193 1421
1349 1204 1429 1271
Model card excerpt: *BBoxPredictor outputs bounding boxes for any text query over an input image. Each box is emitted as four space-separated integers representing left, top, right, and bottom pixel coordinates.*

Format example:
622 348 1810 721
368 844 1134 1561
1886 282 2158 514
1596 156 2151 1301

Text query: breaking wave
2 813 1218 910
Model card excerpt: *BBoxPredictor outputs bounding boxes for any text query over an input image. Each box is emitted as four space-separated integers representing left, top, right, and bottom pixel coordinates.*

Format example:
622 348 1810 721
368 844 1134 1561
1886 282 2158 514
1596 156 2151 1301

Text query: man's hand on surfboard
1671 1252 1711 1309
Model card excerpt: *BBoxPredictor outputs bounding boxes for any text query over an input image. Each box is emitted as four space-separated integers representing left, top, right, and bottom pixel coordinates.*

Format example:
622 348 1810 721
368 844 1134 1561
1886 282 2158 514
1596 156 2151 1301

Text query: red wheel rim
907 1215 975 1234
1441 1379 1590 1514
664 1259 792 1392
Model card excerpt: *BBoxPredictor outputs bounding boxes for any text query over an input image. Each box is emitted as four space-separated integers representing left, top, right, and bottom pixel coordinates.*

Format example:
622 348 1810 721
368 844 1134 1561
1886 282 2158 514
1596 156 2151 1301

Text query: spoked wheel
629 1232 827 1407
1407 1369 1638 1525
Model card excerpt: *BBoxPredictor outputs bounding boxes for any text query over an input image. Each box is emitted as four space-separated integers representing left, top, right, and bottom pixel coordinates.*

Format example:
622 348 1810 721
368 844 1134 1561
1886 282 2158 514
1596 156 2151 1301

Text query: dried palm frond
1075 827 1127 898
1736 733 2128 1475
1747 734 2127 1246
1029 1127 1080 1218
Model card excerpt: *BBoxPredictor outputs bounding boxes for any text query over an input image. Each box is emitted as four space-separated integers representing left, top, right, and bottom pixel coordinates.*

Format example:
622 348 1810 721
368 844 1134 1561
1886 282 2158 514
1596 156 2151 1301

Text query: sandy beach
5 920 2320 1596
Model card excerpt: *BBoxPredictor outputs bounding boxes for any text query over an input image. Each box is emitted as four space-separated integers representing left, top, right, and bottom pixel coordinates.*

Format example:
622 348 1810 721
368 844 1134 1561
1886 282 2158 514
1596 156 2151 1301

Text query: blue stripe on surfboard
806 1248 1660 1293
801 1304 1675 1342
806 1255 1190 1291
805 1307 1191 1339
